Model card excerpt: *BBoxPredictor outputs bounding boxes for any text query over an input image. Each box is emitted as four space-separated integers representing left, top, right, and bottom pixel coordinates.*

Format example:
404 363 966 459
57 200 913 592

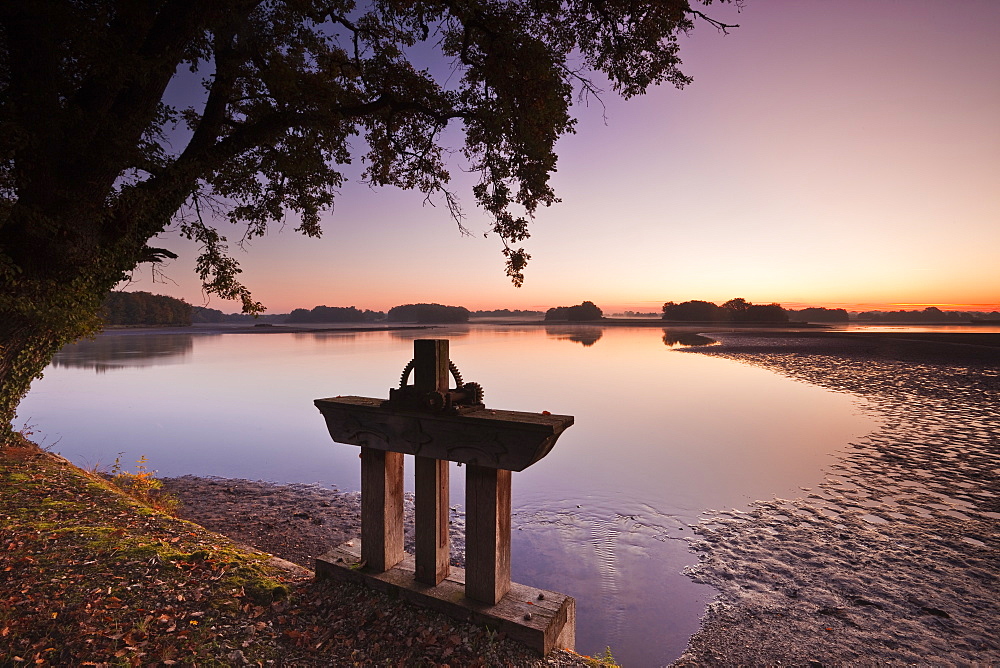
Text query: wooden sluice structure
314 339 575 654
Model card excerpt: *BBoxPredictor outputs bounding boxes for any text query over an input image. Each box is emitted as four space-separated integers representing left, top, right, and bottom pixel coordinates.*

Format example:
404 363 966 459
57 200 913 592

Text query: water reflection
662 331 717 348
389 327 471 340
545 326 604 346
51 334 194 372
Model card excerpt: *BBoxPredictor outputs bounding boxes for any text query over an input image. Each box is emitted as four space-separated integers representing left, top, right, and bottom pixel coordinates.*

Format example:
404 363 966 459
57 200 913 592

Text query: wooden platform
316 541 575 656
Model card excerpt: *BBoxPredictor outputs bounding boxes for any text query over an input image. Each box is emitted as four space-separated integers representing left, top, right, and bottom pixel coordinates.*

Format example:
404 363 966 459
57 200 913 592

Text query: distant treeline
191 307 287 324
855 307 1000 323
471 309 544 318
107 293 1000 327
662 298 788 323
286 305 385 323
662 298 789 323
101 291 191 326
610 311 660 318
785 307 849 322
387 303 470 323
545 301 603 321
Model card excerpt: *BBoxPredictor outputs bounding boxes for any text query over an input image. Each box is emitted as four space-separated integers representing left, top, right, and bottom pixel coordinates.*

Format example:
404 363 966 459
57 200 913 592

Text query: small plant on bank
108 453 179 514
586 646 619 667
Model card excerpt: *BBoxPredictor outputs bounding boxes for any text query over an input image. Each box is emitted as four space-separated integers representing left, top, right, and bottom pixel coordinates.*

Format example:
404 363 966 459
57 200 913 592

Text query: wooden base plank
316 541 575 656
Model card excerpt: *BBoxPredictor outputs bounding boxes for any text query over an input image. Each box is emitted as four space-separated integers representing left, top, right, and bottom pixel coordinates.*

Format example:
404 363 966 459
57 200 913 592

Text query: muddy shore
162 331 999 665
676 332 999 665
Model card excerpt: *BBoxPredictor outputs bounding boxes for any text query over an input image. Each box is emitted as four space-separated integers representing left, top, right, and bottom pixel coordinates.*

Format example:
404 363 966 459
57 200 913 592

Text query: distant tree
545 306 570 321
742 303 788 323
0 0 738 439
472 309 544 318
191 307 289 324
100 292 191 326
387 304 470 323
545 301 603 321
721 297 751 317
789 307 849 323
856 308 968 323
661 300 724 321
285 305 383 324
566 301 603 321
720 297 787 323
663 298 787 322
190 306 228 324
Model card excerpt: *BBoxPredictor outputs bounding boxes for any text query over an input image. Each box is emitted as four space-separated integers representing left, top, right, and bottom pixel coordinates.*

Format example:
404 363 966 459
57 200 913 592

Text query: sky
127 0 1000 314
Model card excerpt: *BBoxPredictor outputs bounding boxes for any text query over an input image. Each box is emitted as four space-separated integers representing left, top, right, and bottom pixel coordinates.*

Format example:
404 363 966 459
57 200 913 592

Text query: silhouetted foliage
190 307 288 324
611 311 661 317
662 298 788 323
856 308 1000 323
545 301 603 321
661 300 725 322
735 303 788 323
471 309 544 318
787 307 850 323
387 304 470 323
286 306 384 324
100 292 191 327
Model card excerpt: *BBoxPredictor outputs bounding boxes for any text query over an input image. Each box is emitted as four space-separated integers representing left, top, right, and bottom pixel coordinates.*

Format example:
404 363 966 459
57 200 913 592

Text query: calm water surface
20 326 877 666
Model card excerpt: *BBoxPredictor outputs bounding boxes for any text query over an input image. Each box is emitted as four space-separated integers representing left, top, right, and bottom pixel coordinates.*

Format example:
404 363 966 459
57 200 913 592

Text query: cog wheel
462 382 485 405
398 358 465 389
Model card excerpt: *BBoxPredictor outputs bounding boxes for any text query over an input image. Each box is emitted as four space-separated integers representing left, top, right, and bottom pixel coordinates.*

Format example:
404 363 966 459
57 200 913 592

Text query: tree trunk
0 323 68 445
0 276 108 446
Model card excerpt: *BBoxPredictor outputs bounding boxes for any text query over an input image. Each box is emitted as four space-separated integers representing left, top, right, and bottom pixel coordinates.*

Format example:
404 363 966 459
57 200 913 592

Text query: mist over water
20 326 876 665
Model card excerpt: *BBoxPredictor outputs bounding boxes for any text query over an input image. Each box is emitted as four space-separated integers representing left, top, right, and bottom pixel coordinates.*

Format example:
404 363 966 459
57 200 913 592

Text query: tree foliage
787 307 849 323
662 298 788 323
286 305 384 323
545 300 603 321
855 308 999 323
101 291 192 327
387 303 470 323
0 0 736 437
661 299 724 322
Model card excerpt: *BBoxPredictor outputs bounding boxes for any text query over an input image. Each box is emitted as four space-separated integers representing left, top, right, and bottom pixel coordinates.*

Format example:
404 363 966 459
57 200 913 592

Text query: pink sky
126 0 1000 314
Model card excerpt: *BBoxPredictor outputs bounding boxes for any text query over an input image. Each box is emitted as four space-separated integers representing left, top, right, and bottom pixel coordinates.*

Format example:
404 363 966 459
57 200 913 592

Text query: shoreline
675 332 999 665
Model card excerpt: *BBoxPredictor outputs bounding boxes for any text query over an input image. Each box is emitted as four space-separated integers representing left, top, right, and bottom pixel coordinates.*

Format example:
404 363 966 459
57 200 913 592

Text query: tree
566 300 603 321
544 301 603 321
0 0 736 439
789 307 849 323
285 305 383 323
661 300 724 321
387 303 470 323
101 291 192 326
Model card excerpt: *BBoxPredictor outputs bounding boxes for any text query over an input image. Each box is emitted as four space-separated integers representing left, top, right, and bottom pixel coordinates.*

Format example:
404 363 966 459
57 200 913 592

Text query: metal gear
398 358 464 389
462 381 484 405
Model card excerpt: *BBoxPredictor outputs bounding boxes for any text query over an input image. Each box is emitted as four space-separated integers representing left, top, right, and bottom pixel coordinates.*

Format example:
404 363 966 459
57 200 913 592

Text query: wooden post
360 447 404 572
415 456 450 584
413 339 451 585
465 464 512 604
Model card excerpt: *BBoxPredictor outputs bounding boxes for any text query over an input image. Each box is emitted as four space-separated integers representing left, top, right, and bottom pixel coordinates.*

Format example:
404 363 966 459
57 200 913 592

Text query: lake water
18 325 877 666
